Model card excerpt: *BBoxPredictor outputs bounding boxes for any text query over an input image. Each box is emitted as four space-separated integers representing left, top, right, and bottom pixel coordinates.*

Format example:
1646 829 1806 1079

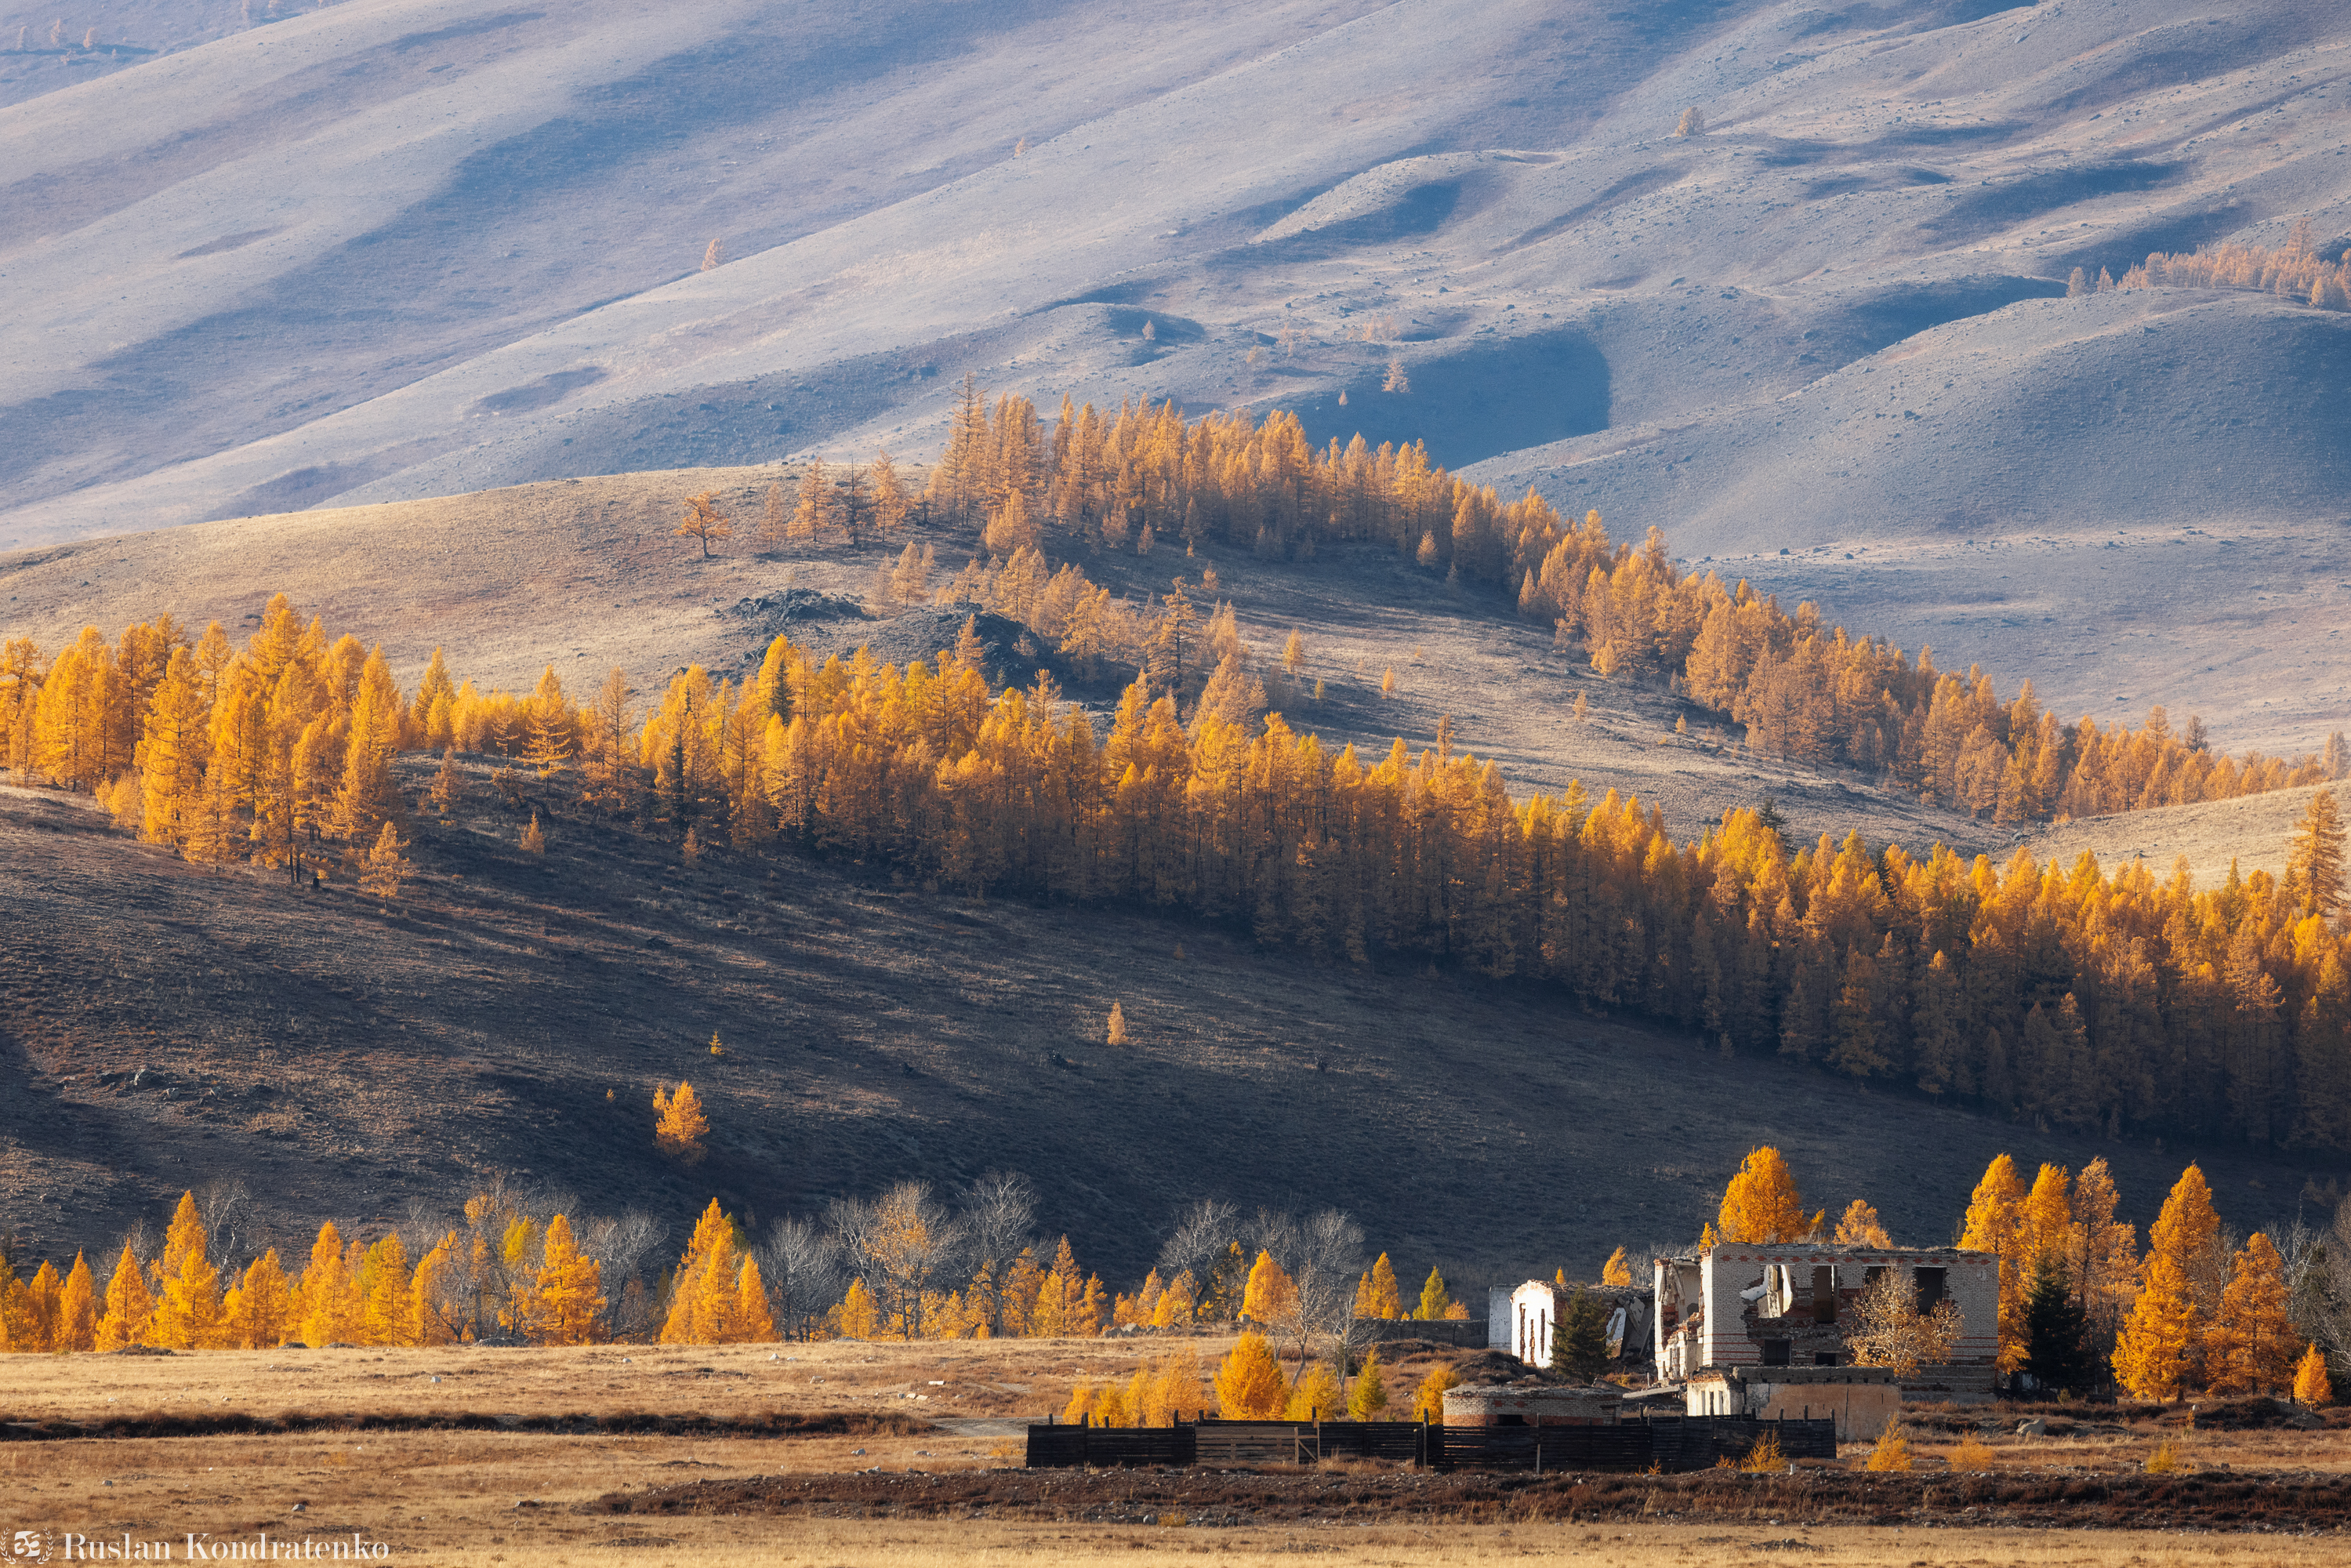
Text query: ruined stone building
1492 1279 1653 1373
1650 1243 1999 1432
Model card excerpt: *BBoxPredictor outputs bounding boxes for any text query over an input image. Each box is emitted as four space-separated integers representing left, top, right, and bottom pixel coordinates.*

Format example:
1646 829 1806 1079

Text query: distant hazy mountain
4 0 2347 746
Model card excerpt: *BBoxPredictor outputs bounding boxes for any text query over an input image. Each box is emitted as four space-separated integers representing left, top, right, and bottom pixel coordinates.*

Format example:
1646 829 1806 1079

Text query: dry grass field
0 1333 1271 1427
2026 780 2349 893
6 1340 2351 1566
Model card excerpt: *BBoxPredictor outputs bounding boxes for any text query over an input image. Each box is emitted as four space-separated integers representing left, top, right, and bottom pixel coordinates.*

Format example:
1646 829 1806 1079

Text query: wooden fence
1634 1413 1838 1468
1025 1413 1836 1472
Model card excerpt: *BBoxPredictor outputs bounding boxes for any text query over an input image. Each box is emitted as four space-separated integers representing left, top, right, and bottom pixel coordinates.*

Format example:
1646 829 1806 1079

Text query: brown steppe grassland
9 385 2351 1567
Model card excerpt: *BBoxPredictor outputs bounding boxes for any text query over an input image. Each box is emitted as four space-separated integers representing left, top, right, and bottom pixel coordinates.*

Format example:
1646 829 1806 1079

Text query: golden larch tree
296 1221 358 1348
410 645 457 746
150 1192 223 1349
660 1200 740 1345
329 648 405 848
528 1214 607 1345
1717 1147 1812 1243
2294 1344 2333 1405
759 483 788 550
223 1250 294 1350
0 1265 33 1352
871 448 909 537
408 1235 461 1348
1414 1265 1453 1321
1957 1154 2028 1371
139 646 208 851
789 465 830 544
730 1255 776 1341
1411 1363 1460 1421
360 1233 413 1348
24 1261 63 1352
359 821 411 900
2112 1247 2199 1402
1130 1350 1203 1426
2019 1163 2077 1278
1831 1200 1892 1248
1348 1347 1390 1417
2287 788 2346 917
2070 1158 2141 1348
655 1080 709 1163
1285 1361 1341 1420
676 492 732 559
55 1252 98 1352
837 1277 879 1340
96 1243 154 1352
1602 1247 1635 1286
1863 1418 1913 1472
1213 1331 1286 1417
2146 1163 2224 1325
2207 1232 2296 1394
1240 1250 1297 1323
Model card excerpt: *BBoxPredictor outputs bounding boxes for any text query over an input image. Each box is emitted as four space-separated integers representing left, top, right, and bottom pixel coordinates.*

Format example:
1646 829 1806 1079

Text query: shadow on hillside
1286 328 1609 470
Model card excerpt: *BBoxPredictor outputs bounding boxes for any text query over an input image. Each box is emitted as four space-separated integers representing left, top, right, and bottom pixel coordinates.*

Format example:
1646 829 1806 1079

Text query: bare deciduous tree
1159 1199 1239 1281
195 1176 259 1272
958 1170 1037 1337
578 1210 667 1340
1284 1207 1366 1377
760 1214 845 1341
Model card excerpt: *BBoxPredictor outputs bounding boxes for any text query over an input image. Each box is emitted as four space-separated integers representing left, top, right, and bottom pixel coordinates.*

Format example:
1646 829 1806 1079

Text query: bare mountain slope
0 771 2325 1294
5 0 2350 748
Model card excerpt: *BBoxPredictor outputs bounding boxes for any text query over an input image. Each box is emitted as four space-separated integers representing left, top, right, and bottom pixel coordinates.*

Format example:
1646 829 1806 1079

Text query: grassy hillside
0 463 2012 860
2030 779 2350 891
0 757 2327 1294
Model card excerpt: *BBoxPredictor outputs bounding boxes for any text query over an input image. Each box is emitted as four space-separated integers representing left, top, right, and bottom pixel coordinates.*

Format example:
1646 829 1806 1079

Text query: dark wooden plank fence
1439 1423 1653 1472
1024 1423 1195 1468
1026 1413 1835 1472
1638 1414 1839 1468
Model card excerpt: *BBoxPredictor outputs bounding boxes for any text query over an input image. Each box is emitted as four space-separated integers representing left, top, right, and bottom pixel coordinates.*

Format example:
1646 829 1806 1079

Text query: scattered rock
724 589 869 629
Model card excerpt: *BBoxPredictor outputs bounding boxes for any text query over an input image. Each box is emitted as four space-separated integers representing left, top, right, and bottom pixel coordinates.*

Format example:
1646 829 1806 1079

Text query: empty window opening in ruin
1811 1265 1837 1323
1914 1267 1947 1316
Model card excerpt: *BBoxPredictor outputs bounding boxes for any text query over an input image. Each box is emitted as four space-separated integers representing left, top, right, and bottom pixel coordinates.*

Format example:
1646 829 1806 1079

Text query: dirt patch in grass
585 1465 2351 1531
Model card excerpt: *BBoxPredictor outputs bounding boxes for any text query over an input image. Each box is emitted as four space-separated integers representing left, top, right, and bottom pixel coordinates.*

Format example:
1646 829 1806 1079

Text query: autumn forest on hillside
5 390 2351 1154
